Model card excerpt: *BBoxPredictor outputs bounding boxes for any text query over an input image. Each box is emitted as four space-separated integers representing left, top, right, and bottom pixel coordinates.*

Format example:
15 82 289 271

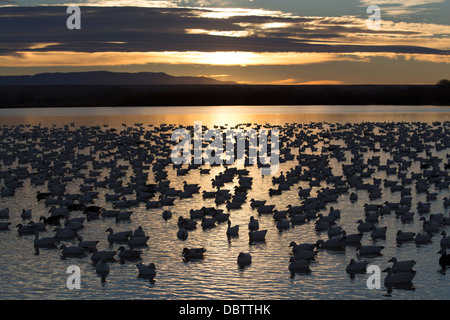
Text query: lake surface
0 105 449 300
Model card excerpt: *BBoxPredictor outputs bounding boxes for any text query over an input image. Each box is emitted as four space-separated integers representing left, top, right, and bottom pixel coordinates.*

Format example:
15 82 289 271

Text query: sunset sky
0 0 449 84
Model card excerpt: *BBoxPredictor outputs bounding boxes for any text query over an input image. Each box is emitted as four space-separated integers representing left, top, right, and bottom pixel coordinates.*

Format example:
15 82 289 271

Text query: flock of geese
0 120 449 295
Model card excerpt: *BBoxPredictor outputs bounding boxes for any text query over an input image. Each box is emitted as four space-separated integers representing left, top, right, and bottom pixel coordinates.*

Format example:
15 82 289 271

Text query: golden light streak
1 51 449 67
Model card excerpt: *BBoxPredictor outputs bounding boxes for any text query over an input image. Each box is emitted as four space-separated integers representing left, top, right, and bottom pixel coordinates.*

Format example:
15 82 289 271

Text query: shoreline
0 84 448 108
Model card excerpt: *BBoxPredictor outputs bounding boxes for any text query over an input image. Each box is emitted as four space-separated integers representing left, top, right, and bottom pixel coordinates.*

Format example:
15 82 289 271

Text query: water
0 105 449 300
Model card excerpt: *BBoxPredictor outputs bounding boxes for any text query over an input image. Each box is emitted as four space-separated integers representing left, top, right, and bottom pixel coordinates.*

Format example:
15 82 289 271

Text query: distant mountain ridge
0 71 236 86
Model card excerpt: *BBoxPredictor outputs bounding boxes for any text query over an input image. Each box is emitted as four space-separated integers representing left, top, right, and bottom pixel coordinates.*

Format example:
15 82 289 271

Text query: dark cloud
0 6 447 56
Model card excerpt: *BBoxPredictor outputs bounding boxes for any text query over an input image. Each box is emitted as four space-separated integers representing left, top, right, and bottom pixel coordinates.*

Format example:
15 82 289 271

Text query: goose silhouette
105 228 132 244
226 220 239 237
289 257 311 273
382 267 416 285
60 244 86 258
346 259 368 274
34 232 57 249
182 247 206 260
91 248 117 263
237 252 252 266
96 259 110 282
136 262 157 282
248 216 259 231
249 230 267 243
440 231 450 248
117 246 142 262
388 257 416 273
438 249 450 271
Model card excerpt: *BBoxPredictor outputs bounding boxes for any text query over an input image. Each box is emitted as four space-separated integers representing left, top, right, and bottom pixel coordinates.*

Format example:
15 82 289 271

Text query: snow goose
64 218 83 232
91 248 117 263
133 226 146 238
356 245 384 257
276 219 290 231
21 209 32 220
117 246 142 262
127 235 150 248
396 230 416 243
34 232 57 249
388 257 416 273
226 220 239 237
249 230 267 243
237 252 252 266
289 242 316 253
370 226 387 240
346 259 369 274
288 257 311 273
105 228 132 244
438 249 450 271
316 238 345 251
182 247 206 260
201 217 217 229
137 262 156 282
0 208 9 219
356 220 374 232
341 231 363 245
162 210 172 221
441 231 450 248
96 259 110 282
177 227 188 240
77 236 99 252
327 225 343 238
293 249 316 260
314 219 330 232
0 222 10 231
400 211 415 223
39 215 61 226
382 267 415 286
60 244 87 258
54 226 78 241
257 205 275 215
289 214 308 225
419 217 440 234
248 216 259 231
177 216 197 230
414 233 432 245
115 211 132 222
250 199 266 208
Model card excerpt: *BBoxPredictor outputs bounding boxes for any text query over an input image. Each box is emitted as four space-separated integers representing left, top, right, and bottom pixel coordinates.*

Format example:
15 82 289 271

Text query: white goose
96 259 110 282
346 259 368 274
60 244 87 258
226 220 239 237
356 245 384 257
77 236 99 252
388 257 416 273
248 216 259 231
414 232 432 245
249 230 267 242
127 235 150 248
91 248 117 263
288 257 311 273
105 228 132 244
136 262 157 282
237 252 252 266
383 267 416 285
440 231 450 248
34 232 57 249
0 208 9 219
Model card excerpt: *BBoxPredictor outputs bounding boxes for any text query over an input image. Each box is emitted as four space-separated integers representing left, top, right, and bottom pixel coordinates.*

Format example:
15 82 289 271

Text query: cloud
0 5 448 68
359 0 446 16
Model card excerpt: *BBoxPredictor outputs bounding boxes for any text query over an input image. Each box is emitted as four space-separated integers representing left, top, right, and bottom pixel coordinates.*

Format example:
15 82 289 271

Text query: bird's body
346 259 369 274
389 257 416 273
